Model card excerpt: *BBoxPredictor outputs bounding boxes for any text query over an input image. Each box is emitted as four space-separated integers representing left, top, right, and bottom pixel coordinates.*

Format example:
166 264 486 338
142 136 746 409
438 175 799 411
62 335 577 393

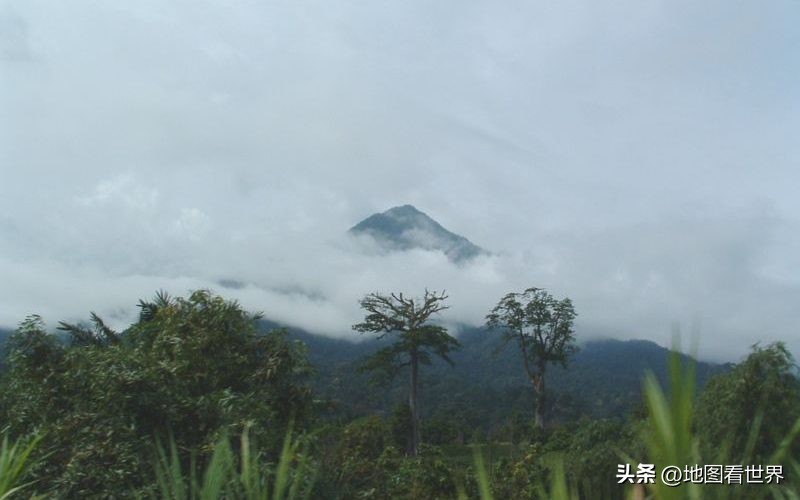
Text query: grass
461 448 578 500
463 345 800 500
5 347 799 499
151 425 313 500
639 347 800 500
639 348 702 500
0 429 41 500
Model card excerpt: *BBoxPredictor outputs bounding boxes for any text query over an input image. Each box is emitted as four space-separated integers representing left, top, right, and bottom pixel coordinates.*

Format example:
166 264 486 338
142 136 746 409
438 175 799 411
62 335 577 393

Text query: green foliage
2 316 66 431
389 402 413 450
486 287 577 427
471 448 492 500
385 447 458 500
550 418 638 498
423 411 470 447
695 342 800 463
0 430 41 500
485 288 578 370
314 416 465 499
640 349 701 500
638 345 800 500
467 445 579 500
0 290 312 497
485 447 548 499
328 416 392 497
4 289 800 498
151 427 313 500
58 311 120 346
301 327 724 430
353 291 459 378
353 289 460 456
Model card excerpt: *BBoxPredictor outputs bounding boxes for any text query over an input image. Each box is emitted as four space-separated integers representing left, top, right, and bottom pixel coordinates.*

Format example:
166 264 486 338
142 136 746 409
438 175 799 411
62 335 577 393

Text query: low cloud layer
2 1 799 362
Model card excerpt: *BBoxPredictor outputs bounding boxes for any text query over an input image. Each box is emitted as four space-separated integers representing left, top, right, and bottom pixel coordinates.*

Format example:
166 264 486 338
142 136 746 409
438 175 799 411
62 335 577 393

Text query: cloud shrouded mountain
349 205 488 262
2 1 799 363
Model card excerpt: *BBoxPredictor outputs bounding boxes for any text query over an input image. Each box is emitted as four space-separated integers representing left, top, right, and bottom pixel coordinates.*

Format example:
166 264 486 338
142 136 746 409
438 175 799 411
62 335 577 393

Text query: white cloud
1 0 799 362
172 208 211 241
76 173 159 212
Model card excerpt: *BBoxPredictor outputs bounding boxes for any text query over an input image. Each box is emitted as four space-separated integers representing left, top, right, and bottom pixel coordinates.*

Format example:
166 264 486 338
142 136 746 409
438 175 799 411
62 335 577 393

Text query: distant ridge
275 323 727 423
349 205 487 262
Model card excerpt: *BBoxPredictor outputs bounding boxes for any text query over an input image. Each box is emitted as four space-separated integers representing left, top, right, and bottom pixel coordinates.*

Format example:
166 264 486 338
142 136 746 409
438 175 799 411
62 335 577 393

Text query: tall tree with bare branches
353 289 459 456
486 287 577 428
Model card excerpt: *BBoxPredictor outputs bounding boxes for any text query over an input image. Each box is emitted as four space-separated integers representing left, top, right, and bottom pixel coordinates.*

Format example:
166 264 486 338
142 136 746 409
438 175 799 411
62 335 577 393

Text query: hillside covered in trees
5 0 800 495
285 325 725 429
0 289 797 499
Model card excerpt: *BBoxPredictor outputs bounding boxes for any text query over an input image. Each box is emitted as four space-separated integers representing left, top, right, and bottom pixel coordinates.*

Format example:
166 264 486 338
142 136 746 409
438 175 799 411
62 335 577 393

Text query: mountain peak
385 204 423 216
349 205 487 262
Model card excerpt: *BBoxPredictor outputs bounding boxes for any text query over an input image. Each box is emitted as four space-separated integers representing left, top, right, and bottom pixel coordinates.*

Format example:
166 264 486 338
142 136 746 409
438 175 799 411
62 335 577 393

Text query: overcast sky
1 1 799 361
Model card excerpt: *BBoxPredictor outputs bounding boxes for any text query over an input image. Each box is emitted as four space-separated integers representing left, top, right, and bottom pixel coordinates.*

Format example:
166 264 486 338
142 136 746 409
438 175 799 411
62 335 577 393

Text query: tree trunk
532 373 545 428
409 347 421 456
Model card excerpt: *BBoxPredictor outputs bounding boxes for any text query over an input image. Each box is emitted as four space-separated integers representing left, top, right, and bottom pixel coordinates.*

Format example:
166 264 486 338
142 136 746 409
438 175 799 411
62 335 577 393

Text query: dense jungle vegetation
0 289 798 499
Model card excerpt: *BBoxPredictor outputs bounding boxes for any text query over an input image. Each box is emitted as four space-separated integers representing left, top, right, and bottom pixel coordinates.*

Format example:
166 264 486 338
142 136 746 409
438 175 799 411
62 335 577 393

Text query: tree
0 290 312 497
695 342 800 462
486 287 577 428
352 290 459 456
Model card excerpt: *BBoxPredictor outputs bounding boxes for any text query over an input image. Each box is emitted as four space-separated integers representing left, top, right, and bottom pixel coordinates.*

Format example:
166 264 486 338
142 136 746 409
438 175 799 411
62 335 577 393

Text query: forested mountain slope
274 323 725 428
0 318 724 428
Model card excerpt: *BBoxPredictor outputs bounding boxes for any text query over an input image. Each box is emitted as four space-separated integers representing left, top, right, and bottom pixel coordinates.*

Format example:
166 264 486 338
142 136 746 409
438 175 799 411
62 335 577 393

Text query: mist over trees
0 288 798 498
